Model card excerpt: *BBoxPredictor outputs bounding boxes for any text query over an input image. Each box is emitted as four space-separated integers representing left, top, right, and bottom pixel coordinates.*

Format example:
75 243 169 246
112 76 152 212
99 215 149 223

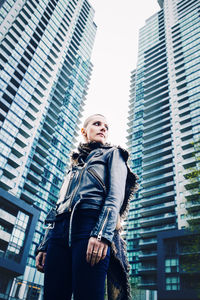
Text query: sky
80 0 160 147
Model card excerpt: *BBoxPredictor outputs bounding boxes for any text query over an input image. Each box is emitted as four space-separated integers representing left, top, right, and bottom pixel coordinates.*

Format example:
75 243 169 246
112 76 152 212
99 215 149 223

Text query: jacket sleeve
90 148 127 244
35 228 51 255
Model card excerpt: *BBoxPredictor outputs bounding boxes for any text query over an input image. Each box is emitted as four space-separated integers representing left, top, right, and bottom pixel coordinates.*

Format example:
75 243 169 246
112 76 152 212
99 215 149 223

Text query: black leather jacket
37 144 137 253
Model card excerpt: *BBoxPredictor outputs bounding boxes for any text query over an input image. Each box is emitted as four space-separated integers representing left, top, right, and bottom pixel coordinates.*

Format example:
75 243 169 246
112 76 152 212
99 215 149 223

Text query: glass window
166 276 180 290
165 258 179 273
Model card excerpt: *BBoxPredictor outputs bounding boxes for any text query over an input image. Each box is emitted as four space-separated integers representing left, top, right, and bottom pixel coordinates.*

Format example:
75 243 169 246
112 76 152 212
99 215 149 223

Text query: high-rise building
0 0 96 298
127 0 200 299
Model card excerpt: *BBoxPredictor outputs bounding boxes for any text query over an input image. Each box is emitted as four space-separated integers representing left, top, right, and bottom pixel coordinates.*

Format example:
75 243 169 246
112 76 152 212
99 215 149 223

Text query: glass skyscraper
0 0 96 298
127 0 200 298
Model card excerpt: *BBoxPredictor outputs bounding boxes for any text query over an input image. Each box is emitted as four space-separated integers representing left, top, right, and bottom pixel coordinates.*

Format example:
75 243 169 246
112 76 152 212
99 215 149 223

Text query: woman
36 114 138 300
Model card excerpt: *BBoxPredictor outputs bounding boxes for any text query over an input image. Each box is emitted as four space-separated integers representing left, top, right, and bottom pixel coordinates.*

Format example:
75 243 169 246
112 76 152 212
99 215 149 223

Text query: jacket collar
70 141 112 166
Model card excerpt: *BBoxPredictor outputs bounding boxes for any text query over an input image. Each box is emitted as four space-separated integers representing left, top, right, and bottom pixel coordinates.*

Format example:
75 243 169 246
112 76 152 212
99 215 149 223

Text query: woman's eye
93 122 100 126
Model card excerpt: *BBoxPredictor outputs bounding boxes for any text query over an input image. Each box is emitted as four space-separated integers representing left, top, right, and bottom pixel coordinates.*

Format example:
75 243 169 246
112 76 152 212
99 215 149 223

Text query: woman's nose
100 126 106 132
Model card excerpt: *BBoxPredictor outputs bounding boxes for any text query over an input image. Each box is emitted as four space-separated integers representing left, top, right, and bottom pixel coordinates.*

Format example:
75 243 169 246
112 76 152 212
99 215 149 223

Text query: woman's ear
81 128 87 140
81 127 86 135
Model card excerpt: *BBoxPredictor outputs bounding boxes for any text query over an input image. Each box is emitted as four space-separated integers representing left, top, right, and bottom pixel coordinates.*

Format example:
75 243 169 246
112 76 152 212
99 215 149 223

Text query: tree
182 140 200 296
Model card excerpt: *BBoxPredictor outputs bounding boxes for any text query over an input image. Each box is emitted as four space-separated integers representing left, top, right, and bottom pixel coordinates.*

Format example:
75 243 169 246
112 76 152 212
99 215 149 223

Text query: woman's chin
91 137 105 144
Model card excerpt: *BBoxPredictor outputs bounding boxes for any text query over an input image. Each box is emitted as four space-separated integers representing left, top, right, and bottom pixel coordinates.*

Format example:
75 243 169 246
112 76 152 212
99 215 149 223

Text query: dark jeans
44 209 110 300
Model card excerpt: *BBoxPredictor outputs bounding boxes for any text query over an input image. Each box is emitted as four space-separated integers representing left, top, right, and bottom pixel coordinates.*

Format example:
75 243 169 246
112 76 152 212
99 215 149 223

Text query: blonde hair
83 114 105 128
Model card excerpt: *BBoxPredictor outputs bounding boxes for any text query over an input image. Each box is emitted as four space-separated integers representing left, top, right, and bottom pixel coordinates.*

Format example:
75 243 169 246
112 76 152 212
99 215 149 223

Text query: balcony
187 214 200 225
139 251 157 259
144 64 167 84
142 181 174 197
41 128 52 142
141 202 175 218
38 135 51 150
143 115 170 132
3 164 19 179
144 103 170 121
139 238 157 248
144 43 165 61
36 142 49 157
27 169 42 184
52 95 62 107
138 265 157 274
140 224 177 237
143 125 171 142
181 130 193 141
138 281 156 289
44 121 55 135
0 175 15 190
27 106 37 119
48 107 58 120
144 76 167 96
181 138 194 150
144 84 168 102
142 154 172 170
179 114 191 124
15 133 28 148
30 160 44 174
143 132 171 148
50 100 60 114
24 179 38 194
180 122 192 133
143 171 173 185
23 115 34 129
141 191 175 208
143 138 172 154
182 156 196 169
11 143 23 158
20 188 35 204
186 201 200 212
140 212 176 227
182 147 194 159
0 108 7 118
8 153 21 168
33 151 46 166
144 51 166 69
19 124 31 138
45 114 56 127
144 109 169 125
144 95 169 115
145 60 167 80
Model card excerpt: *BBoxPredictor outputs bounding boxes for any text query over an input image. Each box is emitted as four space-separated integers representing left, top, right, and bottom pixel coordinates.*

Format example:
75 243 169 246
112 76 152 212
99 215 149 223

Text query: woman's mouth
97 133 104 137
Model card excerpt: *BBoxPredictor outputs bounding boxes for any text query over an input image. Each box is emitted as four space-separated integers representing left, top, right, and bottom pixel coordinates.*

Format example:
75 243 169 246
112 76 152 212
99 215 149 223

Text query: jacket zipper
88 168 107 194
67 152 103 246
68 165 86 212
68 199 81 247
97 208 111 241
64 171 75 199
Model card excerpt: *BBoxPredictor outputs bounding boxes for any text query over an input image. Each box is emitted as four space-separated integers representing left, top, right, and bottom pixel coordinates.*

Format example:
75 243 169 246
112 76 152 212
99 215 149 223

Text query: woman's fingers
102 244 108 260
86 237 108 266
90 244 99 266
42 252 46 267
36 252 46 273
95 247 103 264
86 237 94 263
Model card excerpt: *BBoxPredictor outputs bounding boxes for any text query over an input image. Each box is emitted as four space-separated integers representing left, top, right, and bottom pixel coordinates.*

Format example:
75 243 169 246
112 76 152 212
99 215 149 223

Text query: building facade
127 0 200 298
0 0 96 298
0 188 39 299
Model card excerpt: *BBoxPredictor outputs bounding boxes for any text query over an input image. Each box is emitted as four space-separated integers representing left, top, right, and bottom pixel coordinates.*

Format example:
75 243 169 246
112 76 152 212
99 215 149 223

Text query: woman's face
82 115 109 144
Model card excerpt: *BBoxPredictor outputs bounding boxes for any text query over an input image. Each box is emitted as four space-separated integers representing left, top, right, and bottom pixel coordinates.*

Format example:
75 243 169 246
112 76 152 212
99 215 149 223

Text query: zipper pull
97 231 102 241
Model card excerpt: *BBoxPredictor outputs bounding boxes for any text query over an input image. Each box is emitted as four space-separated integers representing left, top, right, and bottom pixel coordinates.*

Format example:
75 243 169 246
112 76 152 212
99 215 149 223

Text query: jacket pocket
88 168 107 194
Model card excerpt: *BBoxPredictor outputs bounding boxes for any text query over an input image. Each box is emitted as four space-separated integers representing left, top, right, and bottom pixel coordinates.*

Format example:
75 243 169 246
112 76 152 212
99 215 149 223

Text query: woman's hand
86 237 108 266
36 252 46 273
